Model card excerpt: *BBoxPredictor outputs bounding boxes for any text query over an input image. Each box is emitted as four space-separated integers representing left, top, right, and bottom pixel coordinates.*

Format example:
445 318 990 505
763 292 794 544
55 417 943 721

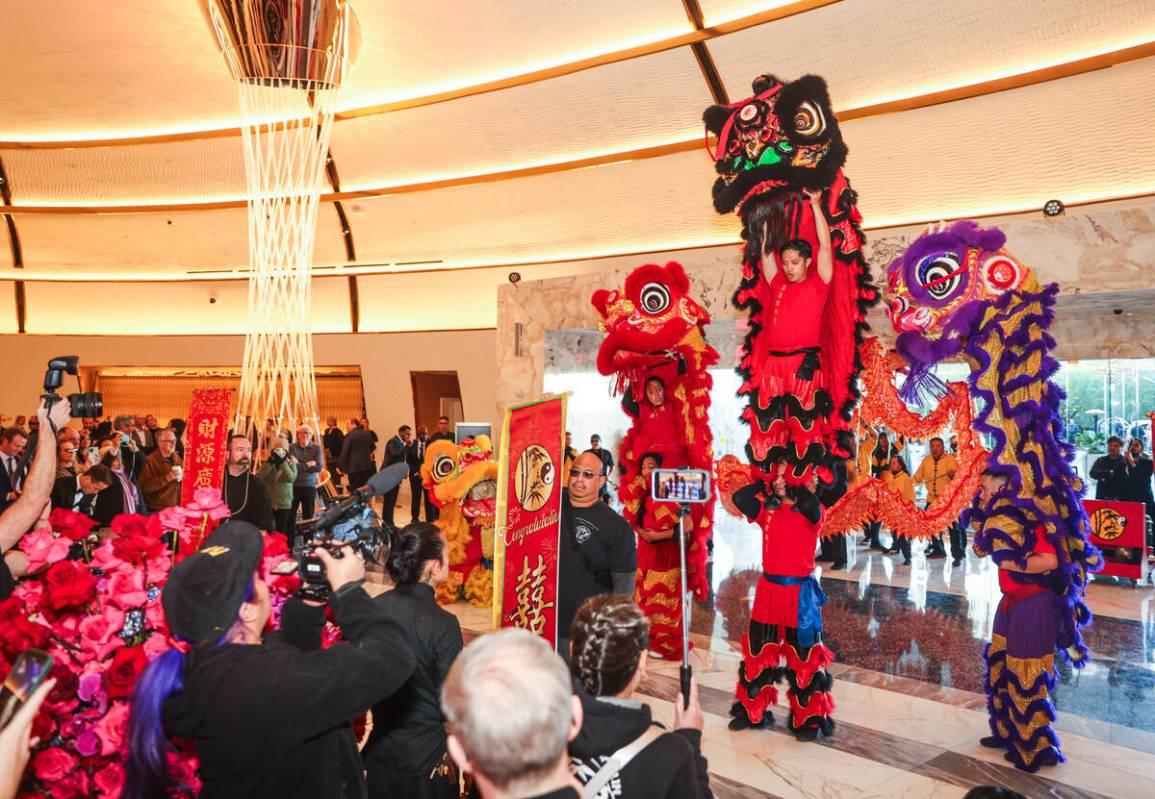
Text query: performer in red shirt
624 377 687 468
729 466 834 739
632 453 687 660
741 190 834 496
975 470 1064 771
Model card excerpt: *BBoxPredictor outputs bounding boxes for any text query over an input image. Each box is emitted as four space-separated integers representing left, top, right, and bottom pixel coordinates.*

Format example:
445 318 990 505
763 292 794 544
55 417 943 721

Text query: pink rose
106 570 147 609
88 541 126 573
75 728 101 757
94 702 131 756
142 633 171 659
77 673 104 703
79 609 125 661
92 762 125 798
189 487 231 518
20 527 71 572
14 579 43 608
31 747 78 782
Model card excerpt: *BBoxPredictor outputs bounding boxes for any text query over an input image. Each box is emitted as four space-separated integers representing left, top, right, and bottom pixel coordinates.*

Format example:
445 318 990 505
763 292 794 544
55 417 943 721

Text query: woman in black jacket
364 522 464 799
568 595 713 799
122 521 416 799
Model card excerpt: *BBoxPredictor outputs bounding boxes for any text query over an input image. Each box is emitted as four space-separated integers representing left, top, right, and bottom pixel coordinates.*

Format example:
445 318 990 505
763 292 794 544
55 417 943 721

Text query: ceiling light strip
3 188 1153 284
8 39 1155 216
0 0 837 150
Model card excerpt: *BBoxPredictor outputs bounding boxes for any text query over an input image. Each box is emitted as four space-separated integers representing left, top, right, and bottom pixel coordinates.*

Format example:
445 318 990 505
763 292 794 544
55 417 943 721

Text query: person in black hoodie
568 595 712 799
364 522 464 799
121 521 416 799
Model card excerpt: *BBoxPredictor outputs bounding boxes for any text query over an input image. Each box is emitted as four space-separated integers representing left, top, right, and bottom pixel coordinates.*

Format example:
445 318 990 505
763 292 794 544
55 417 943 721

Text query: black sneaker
979 736 1005 749
901 559 912 566
927 551 947 560
952 558 963 567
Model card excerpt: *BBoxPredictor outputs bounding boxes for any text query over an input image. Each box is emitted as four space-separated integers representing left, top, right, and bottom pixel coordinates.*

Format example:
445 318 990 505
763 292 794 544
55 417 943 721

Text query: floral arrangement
1 489 297 798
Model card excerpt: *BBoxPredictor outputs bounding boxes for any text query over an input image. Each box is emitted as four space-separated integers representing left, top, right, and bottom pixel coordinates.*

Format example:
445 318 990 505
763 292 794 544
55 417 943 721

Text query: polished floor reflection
440 499 1155 798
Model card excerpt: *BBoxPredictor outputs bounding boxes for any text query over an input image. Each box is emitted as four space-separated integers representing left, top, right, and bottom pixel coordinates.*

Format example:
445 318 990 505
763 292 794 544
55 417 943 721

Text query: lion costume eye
432 455 456 481
793 101 825 138
917 254 964 301
639 282 671 314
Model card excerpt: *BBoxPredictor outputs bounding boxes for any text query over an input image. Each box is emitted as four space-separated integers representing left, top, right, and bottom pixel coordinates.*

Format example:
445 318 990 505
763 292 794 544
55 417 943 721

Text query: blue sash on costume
764 573 828 647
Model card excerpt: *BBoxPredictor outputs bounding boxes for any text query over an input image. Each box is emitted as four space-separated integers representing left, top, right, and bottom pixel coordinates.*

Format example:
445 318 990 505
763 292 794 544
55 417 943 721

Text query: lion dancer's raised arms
592 262 718 660
704 73 878 738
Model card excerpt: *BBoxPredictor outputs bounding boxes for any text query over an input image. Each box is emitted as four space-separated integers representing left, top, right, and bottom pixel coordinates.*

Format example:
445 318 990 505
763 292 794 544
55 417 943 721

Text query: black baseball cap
162 521 264 644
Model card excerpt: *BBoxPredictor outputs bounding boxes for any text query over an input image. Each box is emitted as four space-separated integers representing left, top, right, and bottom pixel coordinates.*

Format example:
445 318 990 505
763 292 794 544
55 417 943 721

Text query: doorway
410 371 463 432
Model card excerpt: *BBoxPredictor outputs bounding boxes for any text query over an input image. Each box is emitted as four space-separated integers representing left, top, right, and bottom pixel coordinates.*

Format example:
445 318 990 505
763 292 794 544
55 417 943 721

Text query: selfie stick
676 502 692 709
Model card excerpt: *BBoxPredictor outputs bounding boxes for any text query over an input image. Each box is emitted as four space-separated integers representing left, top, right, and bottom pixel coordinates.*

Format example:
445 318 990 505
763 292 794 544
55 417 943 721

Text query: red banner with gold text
492 394 567 647
181 388 233 506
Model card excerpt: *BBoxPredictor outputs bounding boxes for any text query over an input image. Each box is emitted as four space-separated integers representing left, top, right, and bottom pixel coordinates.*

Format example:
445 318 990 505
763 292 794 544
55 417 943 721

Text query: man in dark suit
380 425 411 527
322 416 345 470
338 419 376 493
428 416 454 443
406 426 437 522
51 464 114 519
0 426 29 514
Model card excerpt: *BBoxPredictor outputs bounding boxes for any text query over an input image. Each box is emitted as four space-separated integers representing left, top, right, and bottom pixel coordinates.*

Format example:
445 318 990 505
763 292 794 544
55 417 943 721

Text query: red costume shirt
762 505 820 578
998 525 1056 599
762 267 831 351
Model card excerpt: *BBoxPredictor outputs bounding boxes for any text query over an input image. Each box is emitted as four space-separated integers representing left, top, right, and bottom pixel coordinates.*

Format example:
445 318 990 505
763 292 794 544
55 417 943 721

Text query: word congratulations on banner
492 394 567 647
181 388 234 508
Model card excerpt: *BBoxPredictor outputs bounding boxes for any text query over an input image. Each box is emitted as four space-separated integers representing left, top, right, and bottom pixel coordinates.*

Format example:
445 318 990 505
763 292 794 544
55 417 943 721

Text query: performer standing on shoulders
975 470 1064 771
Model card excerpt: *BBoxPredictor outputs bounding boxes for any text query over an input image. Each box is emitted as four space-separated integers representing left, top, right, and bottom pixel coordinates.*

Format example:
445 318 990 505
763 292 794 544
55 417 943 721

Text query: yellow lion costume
420 436 498 607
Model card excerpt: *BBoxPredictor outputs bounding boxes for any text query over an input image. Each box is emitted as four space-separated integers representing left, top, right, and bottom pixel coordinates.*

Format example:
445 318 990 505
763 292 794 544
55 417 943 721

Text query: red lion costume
592 262 718 659
705 74 879 737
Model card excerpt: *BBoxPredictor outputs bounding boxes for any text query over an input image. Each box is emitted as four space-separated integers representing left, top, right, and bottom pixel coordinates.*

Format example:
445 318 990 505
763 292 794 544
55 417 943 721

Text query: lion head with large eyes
703 73 848 215
887 221 1034 356
591 261 710 381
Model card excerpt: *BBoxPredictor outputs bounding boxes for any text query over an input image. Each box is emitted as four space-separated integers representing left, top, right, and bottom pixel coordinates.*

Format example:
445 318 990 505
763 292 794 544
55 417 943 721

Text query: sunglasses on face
569 468 601 480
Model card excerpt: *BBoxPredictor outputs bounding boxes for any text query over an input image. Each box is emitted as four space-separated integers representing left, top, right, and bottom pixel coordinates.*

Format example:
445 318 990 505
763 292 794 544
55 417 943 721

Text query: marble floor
430 500 1155 799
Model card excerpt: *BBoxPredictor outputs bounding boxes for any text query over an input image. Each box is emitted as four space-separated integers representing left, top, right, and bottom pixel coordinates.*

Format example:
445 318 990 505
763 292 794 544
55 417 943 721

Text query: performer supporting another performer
730 467 834 738
633 453 685 660
976 470 1064 771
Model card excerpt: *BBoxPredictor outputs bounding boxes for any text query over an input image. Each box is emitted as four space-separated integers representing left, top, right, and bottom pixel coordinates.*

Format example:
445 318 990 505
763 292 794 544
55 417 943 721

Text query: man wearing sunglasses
556 452 637 658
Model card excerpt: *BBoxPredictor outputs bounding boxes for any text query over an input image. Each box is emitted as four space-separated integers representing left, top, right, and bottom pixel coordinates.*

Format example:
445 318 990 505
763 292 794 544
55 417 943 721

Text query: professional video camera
293 463 408 601
43 356 102 419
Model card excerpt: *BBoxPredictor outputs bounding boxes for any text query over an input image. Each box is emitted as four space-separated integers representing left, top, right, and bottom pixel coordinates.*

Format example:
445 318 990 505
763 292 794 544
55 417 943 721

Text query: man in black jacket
381 426 411 527
154 521 416 799
1090 436 1129 500
1123 437 1155 539
428 416 454 444
405 426 436 522
340 420 377 494
51 464 113 518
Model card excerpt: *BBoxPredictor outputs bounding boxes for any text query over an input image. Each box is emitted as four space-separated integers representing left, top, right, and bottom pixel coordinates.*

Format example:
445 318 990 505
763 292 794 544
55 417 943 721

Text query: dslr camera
43 356 103 419
294 504 389 601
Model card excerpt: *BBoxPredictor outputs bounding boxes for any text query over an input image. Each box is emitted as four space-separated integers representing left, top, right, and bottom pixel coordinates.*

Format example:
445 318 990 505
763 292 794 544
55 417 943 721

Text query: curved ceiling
2 0 1155 282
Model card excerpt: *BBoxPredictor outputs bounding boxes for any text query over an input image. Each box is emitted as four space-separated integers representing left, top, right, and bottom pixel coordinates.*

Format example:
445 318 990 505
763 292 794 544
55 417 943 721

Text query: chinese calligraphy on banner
181 388 234 507
492 394 567 647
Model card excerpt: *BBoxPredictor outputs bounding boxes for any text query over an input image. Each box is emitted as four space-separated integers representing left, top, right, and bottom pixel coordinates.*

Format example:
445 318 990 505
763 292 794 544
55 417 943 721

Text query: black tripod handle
680 663 692 710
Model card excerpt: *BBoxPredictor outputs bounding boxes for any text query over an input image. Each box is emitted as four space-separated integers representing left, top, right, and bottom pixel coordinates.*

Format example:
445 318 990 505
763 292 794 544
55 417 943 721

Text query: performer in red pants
730 470 835 739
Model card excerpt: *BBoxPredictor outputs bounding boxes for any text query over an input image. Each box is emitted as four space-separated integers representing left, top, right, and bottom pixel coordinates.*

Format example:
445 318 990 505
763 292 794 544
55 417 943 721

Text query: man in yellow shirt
881 456 915 565
913 437 963 564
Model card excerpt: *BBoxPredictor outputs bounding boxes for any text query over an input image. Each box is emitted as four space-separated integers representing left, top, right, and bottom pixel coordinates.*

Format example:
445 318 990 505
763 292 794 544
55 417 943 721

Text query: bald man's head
568 451 606 507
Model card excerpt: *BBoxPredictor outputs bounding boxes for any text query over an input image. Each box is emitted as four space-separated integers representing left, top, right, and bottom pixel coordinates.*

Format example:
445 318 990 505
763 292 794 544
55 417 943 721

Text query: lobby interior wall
0 329 497 437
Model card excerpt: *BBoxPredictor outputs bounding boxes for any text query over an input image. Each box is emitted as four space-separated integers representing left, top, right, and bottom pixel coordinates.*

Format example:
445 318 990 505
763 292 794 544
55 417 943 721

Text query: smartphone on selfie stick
650 468 711 709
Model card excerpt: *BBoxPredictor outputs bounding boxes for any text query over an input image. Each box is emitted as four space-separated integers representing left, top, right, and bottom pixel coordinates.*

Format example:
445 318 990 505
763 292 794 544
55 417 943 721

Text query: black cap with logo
161 521 264 644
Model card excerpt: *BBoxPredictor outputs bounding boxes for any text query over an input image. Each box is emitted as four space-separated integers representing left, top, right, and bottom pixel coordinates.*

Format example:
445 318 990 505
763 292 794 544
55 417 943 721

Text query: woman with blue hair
122 521 415 799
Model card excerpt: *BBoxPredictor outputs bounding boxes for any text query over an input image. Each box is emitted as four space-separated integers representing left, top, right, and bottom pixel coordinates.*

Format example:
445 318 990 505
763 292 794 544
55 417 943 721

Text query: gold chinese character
197 418 220 438
195 443 216 462
507 554 554 636
193 468 215 488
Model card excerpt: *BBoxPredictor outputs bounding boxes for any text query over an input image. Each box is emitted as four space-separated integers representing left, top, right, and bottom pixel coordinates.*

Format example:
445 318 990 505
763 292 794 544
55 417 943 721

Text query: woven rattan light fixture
199 0 360 447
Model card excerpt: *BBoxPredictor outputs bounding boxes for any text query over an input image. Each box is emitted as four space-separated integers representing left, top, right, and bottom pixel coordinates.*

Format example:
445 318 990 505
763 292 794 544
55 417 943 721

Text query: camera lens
67 392 103 419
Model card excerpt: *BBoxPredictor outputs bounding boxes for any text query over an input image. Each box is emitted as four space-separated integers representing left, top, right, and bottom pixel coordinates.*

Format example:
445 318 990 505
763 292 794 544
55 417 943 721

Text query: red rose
41 561 98 612
48 768 89 799
49 508 96 542
31 746 78 782
111 534 164 564
47 662 78 705
92 762 124 797
0 596 51 652
104 646 148 699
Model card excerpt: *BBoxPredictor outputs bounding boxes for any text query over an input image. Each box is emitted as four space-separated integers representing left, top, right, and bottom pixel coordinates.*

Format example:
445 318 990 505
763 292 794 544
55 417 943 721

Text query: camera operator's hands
674 676 704 732
314 545 365 593
39 397 71 432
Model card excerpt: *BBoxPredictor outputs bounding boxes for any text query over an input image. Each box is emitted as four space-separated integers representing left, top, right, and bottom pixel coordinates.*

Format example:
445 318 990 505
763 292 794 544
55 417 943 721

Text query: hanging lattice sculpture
199 0 360 447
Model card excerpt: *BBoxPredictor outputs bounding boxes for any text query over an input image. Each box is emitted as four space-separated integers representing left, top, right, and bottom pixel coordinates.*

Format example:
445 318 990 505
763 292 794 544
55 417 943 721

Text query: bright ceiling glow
4 183 1153 283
